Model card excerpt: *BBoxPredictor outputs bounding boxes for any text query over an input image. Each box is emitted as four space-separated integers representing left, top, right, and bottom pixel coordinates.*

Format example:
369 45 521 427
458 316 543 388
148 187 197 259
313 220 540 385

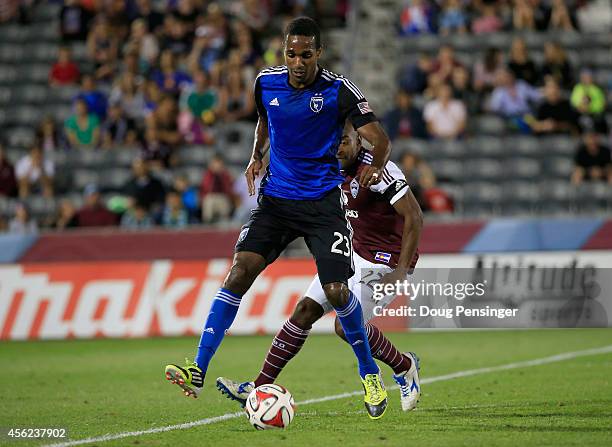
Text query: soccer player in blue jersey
165 17 392 419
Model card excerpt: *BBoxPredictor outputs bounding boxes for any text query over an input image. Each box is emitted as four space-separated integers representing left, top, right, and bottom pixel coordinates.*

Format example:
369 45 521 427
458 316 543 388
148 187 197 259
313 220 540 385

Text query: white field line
44 344 612 447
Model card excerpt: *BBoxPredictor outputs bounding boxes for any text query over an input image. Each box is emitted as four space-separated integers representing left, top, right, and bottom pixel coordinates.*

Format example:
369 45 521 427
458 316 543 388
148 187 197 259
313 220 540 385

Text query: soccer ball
244 384 296 430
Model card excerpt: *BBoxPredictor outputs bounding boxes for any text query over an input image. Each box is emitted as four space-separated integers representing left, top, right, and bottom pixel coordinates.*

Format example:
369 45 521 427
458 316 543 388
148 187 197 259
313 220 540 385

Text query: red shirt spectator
200 156 234 198
76 184 118 227
0 144 17 197
50 47 81 86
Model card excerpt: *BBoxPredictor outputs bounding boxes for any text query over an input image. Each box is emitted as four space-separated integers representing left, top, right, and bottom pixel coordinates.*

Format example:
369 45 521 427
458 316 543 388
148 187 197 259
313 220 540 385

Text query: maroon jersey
341 149 419 269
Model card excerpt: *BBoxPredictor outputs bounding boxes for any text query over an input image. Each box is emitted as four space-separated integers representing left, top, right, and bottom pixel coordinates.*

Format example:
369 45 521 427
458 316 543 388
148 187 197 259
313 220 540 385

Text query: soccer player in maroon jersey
217 121 423 411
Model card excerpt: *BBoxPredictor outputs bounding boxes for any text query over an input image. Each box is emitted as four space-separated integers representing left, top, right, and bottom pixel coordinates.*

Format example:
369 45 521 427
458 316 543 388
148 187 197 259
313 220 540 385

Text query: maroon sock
254 318 310 387
365 322 411 375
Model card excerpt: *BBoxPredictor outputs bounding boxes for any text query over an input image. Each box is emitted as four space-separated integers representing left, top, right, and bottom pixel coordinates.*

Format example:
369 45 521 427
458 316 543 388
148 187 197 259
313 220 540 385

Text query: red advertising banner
0 259 409 341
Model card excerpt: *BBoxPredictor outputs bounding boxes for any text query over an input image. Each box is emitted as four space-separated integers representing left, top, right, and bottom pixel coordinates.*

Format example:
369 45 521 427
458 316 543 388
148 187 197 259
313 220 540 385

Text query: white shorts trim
304 251 402 321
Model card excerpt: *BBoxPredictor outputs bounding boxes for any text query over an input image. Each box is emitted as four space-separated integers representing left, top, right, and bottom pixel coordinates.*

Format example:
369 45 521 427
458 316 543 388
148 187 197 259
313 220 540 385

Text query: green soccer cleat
216 377 255 407
361 372 388 419
164 359 204 399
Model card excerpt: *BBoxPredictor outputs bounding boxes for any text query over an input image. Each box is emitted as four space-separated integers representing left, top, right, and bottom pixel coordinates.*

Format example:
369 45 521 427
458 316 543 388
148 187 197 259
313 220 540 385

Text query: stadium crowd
0 0 610 233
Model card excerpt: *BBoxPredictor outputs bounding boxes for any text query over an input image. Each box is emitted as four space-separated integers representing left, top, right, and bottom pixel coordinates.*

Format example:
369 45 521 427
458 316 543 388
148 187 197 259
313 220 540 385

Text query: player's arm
245 77 269 196
338 82 390 188
356 121 391 188
392 188 423 276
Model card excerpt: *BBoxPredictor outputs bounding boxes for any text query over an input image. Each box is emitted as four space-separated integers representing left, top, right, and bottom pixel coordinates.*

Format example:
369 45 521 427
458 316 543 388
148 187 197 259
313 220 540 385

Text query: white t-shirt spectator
15 155 55 183
423 99 467 138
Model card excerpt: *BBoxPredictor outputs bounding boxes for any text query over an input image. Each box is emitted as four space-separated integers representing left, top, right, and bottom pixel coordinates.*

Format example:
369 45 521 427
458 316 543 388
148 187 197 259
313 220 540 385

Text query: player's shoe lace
216 377 255 407
361 372 388 419
393 352 421 411
164 358 204 398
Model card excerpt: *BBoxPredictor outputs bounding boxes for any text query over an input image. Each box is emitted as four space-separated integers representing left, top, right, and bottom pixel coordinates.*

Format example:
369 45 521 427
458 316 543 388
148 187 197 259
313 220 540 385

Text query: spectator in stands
143 79 163 115
218 70 256 123
60 0 91 42
106 0 131 41
400 53 432 94
162 189 189 228
16 145 54 199
399 0 435 35
471 1 503 34
200 153 234 223
530 79 578 135
451 66 476 111
140 125 172 169
173 174 199 222
64 98 101 149
233 0 270 35
120 201 154 229
8 203 38 234
233 175 260 224
135 0 165 36
541 42 574 90
109 72 147 122
548 0 576 31
36 117 63 153
146 95 182 164
151 50 192 96
102 103 138 149
431 45 463 84
181 70 220 125
126 18 159 70
53 199 78 230
123 158 166 214
77 74 108 120
439 0 468 35
571 132 611 184
87 17 119 82
400 152 437 210
512 0 537 30
263 36 284 67
488 70 540 130
232 20 263 68
75 184 118 227
424 83 467 140
0 143 17 198
49 46 81 87
508 37 539 86
159 14 192 56
473 47 505 106
187 25 226 74
571 68 606 116
383 89 428 140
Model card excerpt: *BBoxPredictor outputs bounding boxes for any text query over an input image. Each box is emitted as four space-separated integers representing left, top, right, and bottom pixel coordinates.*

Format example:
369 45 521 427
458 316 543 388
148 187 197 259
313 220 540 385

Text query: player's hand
379 268 408 287
358 165 383 188
245 158 263 196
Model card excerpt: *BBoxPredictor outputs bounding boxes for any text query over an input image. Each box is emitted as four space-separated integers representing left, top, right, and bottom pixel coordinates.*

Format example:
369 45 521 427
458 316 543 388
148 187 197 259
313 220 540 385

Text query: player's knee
322 282 349 309
334 317 347 341
223 254 265 295
291 298 324 329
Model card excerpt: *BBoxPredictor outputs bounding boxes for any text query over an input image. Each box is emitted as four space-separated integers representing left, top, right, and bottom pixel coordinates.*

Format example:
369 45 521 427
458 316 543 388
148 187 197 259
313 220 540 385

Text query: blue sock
195 288 242 372
335 292 379 378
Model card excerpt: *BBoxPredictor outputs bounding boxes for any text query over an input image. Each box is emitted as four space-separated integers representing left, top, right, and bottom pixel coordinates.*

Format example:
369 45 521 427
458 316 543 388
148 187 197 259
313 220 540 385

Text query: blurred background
0 0 610 339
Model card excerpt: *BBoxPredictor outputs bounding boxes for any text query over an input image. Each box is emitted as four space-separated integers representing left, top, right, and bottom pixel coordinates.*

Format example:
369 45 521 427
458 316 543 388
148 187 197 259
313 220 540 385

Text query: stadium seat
73 169 101 190
99 169 132 191
472 115 506 135
428 159 464 183
177 145 214 167
5 126 36 147
505 136 542 158
501 181 541 214
541 135 578 157
505 158 541 180
463 158 504 181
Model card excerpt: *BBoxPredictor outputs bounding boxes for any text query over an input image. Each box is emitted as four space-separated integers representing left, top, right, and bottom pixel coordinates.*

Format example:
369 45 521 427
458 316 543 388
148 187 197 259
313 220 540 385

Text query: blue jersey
255 65 377 200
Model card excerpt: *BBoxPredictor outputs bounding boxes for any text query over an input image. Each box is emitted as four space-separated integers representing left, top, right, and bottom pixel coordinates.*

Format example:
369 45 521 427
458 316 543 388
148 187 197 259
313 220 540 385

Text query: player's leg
305 188 387 419
216 285 327 406
165 197 295 398
337 251 421 411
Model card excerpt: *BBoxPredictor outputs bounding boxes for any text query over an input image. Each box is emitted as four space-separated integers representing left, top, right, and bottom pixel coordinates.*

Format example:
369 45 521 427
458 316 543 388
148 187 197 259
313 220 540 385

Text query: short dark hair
284 16 321 49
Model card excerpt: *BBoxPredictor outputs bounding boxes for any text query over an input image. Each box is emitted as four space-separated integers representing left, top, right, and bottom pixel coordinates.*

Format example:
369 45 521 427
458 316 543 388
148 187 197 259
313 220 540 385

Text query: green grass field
1 329 611 447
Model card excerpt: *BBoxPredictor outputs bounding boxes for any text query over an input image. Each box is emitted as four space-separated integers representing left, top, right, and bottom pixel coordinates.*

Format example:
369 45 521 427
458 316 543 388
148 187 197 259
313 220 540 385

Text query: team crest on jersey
310 93 324 113
350 178 359 198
